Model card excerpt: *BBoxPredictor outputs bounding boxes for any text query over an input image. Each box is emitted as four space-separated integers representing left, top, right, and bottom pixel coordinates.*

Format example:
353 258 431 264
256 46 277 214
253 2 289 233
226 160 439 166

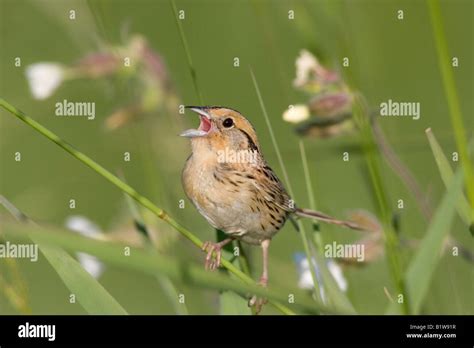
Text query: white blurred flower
75 253 104 280
282 104 310 123
296 257 315 290
326 259 347 292
294 253 347 302
25 63 64 100
66 216 105 279
294 50 319 87
66 215 102 238
293 49 339 89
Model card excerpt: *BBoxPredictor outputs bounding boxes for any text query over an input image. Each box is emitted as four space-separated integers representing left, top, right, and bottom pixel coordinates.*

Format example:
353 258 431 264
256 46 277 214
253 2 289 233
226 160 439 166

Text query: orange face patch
205 108 260 151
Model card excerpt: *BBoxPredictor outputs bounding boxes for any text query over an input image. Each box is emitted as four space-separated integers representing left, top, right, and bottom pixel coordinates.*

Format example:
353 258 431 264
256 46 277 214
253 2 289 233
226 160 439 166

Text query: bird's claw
202 241 223 271
248 276 268 314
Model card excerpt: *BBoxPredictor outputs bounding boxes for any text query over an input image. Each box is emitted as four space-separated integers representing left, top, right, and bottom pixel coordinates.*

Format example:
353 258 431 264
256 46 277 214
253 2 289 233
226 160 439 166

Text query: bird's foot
248 276 268 314
202 241 224 271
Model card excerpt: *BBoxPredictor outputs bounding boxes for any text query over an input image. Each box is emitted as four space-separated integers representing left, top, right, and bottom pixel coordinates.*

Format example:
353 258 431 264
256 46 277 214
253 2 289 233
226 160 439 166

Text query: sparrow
180 106 361 311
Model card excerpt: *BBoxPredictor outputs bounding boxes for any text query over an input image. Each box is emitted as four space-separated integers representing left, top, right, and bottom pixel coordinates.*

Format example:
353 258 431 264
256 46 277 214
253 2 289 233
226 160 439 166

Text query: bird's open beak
180 106 213 138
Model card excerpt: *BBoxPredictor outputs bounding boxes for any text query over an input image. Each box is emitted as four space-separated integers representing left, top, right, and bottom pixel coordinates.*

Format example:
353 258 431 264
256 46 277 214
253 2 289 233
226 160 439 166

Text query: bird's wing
250 165 295 213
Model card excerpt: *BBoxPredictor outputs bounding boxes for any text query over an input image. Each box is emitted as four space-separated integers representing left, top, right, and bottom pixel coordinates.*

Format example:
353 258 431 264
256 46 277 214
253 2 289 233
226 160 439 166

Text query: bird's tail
294 208 364 231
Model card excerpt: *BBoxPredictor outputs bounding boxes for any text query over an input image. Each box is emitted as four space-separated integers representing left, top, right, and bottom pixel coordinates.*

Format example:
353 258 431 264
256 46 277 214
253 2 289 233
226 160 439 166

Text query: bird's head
180 106 261 155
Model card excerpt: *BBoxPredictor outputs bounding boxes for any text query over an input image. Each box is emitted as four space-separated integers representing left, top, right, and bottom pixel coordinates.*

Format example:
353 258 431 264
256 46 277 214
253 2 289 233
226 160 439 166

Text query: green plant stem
121 173 189 315
0 98 296 315
427 0 474 220
250 69 323 304
170 0 203 104
353 95 410 315
425 128 472 228
249 70 356 313
297 221 322 302
2 222 343 315
0 195 128 315
299 142 354 310
250 69 293 194
236 241 252 277
372 120 433 220
386 168 465 314
299 141 323 253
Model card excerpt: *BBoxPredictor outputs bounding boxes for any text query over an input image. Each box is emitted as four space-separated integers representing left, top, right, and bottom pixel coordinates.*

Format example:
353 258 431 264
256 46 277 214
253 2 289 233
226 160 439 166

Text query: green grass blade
0 195 128 315
0 195 127 314
299 140 344 310
170 0 203 104
311 238 356 314
218 241 252 315
1 222 346 315
250 70 356 313
249 69 293 194
298 142 356 313
33 240 128 314
120 174 189 315
386 168 464 314
353 95 410 314
0 98 295 315
0 196 31 313
426 128 472 230
219 291 251 315
427 0 474 220
250 69 322 303
155 275 188 315
299 141 322 248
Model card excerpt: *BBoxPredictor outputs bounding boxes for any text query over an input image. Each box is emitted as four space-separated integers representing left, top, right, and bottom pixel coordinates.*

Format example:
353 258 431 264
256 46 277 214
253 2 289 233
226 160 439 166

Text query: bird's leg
259 239 270 286
202 238 233 271
248 239 270 314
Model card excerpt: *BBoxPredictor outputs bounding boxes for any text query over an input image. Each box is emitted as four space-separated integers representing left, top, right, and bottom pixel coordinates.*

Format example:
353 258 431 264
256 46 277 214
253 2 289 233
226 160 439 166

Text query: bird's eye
223 118 234 128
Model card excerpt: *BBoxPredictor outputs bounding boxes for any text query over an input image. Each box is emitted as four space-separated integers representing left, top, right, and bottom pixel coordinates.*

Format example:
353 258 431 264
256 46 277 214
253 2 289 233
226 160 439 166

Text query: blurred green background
0 0 472 314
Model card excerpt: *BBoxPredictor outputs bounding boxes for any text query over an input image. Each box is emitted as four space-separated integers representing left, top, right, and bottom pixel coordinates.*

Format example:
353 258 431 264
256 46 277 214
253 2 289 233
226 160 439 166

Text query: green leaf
353 95 409 314
386 168 464 314
32 238 128 315
0 195 127 315
313 250 356 314
2 222 343 314
426 128 473 231
120 175 189 315
298 141 356 313
219 291 251 315
428 0 474 221
218 240 251 315
170 0 203 103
